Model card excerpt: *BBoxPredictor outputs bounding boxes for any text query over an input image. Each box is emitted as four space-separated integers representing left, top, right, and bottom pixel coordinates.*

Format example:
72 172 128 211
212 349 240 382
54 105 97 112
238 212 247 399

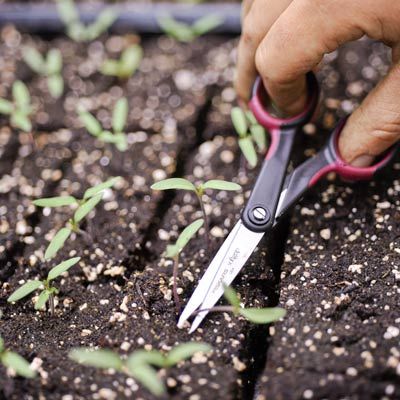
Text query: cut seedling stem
193 305 235 315
49 293 55 316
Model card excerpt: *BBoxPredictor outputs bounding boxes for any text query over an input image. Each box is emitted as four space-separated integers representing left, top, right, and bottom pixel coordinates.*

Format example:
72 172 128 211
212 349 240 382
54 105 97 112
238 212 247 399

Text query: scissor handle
242 72 320 233
275 117 399 221
249 72 319 160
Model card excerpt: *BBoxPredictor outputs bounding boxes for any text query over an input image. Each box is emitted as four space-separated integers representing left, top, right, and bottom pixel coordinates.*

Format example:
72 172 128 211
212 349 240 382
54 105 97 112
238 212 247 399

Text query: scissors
178 72 398 333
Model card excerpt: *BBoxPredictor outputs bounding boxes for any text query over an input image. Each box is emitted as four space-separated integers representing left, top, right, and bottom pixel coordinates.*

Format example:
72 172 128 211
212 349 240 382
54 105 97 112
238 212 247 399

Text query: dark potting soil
0 26 399 400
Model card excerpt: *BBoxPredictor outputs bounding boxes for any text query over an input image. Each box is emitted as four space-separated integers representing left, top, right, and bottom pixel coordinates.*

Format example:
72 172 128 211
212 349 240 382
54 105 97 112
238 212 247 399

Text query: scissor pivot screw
253 207 268 221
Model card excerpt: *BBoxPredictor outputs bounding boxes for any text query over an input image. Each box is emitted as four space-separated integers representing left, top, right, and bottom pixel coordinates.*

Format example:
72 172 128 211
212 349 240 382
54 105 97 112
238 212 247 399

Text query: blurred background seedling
100 44 143 79
164 218 204 312
7 257 81 316
56 0 117 42
78 98 128 151
69 342 212 397
0 81 33 132
33 177 120 260
231 107 267 168
158 14 223 42
0 337 36 379
22 47 64 98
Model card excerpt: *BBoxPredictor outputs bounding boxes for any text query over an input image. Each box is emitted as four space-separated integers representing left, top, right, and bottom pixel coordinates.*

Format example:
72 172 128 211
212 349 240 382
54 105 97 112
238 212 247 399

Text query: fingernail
350 154 375 167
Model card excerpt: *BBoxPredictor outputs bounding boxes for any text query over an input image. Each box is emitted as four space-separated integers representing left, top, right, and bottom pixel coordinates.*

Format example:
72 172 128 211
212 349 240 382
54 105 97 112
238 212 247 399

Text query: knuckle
240 19 261 47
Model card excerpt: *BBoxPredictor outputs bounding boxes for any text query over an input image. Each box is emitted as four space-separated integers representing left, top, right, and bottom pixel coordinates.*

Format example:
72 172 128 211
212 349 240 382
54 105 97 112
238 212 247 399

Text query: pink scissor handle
249 72 319 160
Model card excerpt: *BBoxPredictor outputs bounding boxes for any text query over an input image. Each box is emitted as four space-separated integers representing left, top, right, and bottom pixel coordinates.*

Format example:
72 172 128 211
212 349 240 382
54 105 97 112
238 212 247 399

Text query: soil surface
0 24 399 400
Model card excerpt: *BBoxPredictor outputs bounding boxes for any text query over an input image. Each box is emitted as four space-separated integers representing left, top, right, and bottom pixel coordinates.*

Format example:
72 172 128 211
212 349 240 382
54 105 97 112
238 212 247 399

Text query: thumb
338 63 400 166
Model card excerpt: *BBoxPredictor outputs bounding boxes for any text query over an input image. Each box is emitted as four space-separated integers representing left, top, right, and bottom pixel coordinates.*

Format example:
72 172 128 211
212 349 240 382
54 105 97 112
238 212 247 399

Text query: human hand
235 0 400 166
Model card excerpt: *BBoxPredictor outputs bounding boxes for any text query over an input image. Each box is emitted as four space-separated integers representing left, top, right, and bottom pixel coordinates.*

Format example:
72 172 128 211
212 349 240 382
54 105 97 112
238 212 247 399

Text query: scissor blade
177 221 243 328
188 221 264 333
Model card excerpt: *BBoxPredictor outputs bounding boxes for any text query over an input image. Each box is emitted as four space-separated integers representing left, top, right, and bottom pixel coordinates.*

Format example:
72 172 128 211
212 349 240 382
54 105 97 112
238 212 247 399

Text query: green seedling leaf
99 130 115 143
56 0 79 25
46 49 62 74
127 361 165 396
114 133 128 152
158 16 195 42
239 137 257 168
165 343 212 367
47 256 80 281
88 8 118 40
69 348 123 370
112 98 128 133
100 59 120 76
22 47 44 73
12 81 30 110
119 45 143 78
250 125 267 151
0 336 4 353
11 111 32 132
126 350 165 368
8 280 42 303
245 110 258 125
45 227 72 260
79 111 102 136
35 290 50 310
231 107 248 137
223 286 240 310
47 75 64 99
201 180 241 191
74 193 103 222
239 307 286 324
1 351 36 378
164 244 179 259
192 14 223 36
0 99 13 115
151 178 196 192
33 196 76 207
83 177 120 199
68 22 86 42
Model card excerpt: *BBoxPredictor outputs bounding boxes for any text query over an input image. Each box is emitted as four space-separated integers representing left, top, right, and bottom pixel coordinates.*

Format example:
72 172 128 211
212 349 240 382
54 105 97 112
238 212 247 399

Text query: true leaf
165 343 212 367
201 180 241 191
239 137 257 168
12 81 30 109
119 45 143 78
83 177 119 199
239 307 286 324
0 99 13 115
34 290 50 310
46 49 62 75
11 111 31 132
47 256 80 281
112 98 128 133
192 14 223 36
126 350 165 368
1 351 36 378
151 178 196 192
223 286 240 310
231 107 248 137
44 227 72 260
8 280 42 303
250 125 267 151
48 75 64 99
127 361 165 396
79 111 102 136
33 196 76 207
22 47 44 74
74 193 103 222
69 348 123 370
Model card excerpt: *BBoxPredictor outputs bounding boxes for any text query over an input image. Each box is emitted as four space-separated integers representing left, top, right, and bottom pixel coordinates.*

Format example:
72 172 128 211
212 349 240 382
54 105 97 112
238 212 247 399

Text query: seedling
100 45 143 79
22 47 64 98
194 286 286 324
164 218 204 312
7 257 80 316
0 80 32 132
0 336 36 378
151 178 241 243
33 177 120 260
56 0 117 42
69 342 212 396
158 14 223 42
231 107 267 168
78 99 128 151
